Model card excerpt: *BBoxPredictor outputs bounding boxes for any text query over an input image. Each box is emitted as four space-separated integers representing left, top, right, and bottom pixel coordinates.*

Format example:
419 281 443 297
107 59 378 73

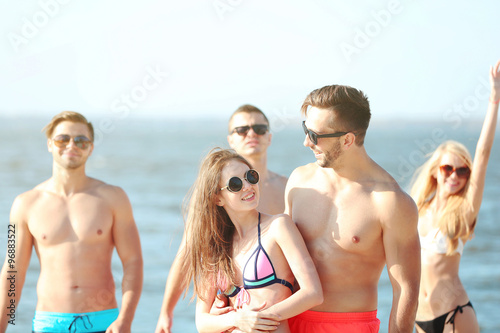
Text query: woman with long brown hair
183 148 322 333
411 59 500 333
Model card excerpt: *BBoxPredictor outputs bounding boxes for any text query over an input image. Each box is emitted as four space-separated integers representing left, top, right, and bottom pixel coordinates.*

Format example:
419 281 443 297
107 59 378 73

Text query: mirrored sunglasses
220 169 259 193
52 135 92 150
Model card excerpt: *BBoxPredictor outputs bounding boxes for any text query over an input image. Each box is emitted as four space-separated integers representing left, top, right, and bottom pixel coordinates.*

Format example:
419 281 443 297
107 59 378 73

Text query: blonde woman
411 59 500 333
184 148 323 333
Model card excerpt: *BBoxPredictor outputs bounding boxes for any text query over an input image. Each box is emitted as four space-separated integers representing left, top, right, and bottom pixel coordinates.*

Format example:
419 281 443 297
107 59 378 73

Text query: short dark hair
301 85 370 145
228 104 269 132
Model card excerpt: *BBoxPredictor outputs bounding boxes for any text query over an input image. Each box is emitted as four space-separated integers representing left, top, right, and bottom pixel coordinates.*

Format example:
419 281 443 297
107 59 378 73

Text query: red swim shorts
289 309 380 333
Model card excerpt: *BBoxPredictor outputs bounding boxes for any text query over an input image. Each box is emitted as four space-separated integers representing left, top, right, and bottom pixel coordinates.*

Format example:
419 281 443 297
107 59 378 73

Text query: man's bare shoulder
89 178 129 201
371 178 418 227
362 161 403 194
85 180 134 222
288 163 318 183
9 183 51 223
15 180 53 206
285 163 319 203
373 183 415 208
360 161 417 220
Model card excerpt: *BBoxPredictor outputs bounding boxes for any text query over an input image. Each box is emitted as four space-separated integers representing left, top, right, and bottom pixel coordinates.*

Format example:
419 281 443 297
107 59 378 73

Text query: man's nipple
97 229 102 235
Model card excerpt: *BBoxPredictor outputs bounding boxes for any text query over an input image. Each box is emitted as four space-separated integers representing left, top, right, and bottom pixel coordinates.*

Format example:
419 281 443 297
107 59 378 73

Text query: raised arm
155 232 190 333
467 59 500 221
381 191 420 333
0 195 34 333
260 215 323 319
106 187 143 333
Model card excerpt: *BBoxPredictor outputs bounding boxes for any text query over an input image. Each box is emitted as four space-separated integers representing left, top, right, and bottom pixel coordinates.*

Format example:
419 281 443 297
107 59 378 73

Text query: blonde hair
410 140 474 255
184 148 253 300
42 111 94 141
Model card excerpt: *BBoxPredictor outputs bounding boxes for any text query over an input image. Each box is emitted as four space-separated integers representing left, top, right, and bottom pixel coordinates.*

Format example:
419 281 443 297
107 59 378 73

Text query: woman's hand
490 59 500 100
233 302 281 333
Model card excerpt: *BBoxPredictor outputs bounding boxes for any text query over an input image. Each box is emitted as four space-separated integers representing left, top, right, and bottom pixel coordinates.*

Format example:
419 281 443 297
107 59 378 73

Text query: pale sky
1 0 499 121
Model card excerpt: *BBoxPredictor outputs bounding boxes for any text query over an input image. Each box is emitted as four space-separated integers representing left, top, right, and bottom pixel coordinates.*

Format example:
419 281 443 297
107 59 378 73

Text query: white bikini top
418 210 465 255
419 227 464 255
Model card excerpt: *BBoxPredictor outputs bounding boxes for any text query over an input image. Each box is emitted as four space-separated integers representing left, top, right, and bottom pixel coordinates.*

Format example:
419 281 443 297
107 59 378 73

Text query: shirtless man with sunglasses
0 111 143 333
155 104 288 333
286 85 420 332
226 105 288 215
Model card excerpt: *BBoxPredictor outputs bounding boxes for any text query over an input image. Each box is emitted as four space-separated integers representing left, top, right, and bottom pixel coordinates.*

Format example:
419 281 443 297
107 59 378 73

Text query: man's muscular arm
106 187 143 333
381 190 420 333
0 195 34 332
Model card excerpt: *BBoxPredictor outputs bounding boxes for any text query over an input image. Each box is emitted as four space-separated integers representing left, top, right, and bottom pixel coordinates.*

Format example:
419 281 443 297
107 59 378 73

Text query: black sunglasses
439 165 470 179
232 124 268 136
52 135 92 150
220 169 259 193
302 121 349 145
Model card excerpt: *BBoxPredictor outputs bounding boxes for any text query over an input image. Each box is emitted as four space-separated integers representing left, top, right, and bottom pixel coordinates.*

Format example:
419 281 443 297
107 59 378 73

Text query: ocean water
0 116 499 332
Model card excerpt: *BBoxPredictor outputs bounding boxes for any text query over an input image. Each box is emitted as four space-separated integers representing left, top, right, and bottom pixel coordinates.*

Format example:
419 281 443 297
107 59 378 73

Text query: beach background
1 0 500 331
0 115 499 332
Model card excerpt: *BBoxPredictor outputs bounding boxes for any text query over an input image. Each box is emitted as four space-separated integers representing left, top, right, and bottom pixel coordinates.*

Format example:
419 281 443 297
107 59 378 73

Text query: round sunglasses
439 165 470 179
52 135 92 150
220 169 259 193
302 121 349 145
231 124 268 136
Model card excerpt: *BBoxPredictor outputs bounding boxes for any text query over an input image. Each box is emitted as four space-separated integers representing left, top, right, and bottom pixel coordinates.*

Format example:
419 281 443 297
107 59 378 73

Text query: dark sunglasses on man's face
52 135 92 150
232 124 268 136
302 121 349 145
220 169 260 193
439 165 470 179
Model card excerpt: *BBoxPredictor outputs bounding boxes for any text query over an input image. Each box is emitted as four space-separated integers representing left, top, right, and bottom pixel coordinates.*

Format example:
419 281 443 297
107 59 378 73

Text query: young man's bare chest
292 181 382 254
27 192 114 245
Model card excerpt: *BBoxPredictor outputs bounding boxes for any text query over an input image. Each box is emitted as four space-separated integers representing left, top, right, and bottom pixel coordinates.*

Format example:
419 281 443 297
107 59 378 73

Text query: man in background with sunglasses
0 111 143 333
155 104 288 333
226 104 288 215
285 85 420 333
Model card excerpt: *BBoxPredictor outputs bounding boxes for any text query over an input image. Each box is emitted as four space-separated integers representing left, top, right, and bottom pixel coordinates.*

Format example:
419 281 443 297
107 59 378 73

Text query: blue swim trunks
32 308 119 333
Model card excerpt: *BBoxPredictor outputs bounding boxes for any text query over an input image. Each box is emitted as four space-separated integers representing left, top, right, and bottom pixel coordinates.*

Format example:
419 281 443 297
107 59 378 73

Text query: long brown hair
184 148 252 300
410 140 474 254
